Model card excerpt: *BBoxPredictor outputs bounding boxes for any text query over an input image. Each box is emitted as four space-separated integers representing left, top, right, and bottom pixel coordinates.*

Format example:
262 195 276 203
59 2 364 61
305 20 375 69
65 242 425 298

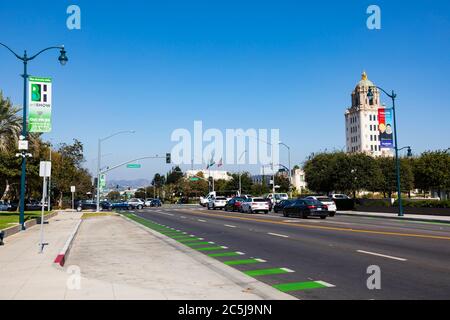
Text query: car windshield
253 198 267 202
317 197 332 202
304 199 321 206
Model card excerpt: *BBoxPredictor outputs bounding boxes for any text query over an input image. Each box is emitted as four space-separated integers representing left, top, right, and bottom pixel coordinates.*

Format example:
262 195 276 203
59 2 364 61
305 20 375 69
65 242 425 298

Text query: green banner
99 174 106 190
28 76 52 133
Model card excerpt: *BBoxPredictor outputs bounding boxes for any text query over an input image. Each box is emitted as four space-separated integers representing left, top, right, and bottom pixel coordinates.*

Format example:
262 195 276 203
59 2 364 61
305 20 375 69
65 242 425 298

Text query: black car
25 200 48 211
149 199 162 207
273 199 293 213
76 200 111 212
224 197 245 212
282 199 329 219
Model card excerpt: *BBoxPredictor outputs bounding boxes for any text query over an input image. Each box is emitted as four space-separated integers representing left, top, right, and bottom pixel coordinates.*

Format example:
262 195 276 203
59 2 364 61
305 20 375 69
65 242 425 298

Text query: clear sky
1 0 449 180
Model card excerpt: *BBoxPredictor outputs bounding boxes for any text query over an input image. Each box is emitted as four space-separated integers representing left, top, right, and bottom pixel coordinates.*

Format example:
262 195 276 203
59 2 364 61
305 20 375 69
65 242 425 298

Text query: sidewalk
338 210 450 223
0 211 293 300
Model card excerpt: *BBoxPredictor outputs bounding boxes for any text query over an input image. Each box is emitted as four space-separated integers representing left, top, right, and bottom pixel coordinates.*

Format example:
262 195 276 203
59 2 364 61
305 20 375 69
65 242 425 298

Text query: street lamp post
0 42 68 230
368 86 404 217
279 142 292 197
96 130 135 212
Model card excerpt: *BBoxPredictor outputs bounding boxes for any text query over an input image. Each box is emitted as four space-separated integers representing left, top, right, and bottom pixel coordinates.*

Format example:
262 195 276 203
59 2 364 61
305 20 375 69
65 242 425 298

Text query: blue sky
1 0 449 180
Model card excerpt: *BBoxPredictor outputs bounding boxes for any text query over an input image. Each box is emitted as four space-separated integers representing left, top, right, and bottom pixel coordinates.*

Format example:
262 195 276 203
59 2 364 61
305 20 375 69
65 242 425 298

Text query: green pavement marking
178 238 202 243
170 235 192 239
223 259 263 266
185 242 211 247
273 281 326 292
407 220 450 226
244 268 291 277
196 246 226 251
208 252 242 257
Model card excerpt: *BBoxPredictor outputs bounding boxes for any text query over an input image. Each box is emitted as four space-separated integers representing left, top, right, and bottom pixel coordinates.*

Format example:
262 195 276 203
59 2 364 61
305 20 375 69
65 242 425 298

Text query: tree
107 190 121 201
166 166 183 185
414 151 450 197
0 91 21 152
375 157 414 198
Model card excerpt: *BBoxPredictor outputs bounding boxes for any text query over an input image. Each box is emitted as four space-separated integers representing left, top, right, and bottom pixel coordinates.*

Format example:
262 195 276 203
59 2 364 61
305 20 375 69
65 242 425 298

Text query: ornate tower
345 72 392 157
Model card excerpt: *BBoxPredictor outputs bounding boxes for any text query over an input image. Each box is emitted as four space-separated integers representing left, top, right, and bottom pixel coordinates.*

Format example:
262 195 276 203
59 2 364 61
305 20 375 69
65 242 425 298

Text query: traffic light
166 153 171 164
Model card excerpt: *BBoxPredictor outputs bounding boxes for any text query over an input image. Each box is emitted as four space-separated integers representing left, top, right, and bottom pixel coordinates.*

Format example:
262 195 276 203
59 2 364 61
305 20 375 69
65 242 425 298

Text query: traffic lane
157 208 450 265
137 210 450 299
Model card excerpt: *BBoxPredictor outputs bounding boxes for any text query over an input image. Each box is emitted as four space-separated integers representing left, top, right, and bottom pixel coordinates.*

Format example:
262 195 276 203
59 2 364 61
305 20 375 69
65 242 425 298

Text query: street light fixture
368 86 404 217
0 42 68 230
96 130 135 212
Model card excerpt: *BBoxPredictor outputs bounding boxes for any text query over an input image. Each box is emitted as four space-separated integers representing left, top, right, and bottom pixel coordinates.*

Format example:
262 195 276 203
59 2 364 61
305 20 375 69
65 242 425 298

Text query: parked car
266 193 289 205
200 192 216 207
304 196 337 217
273 199 294 213
283 198 329 219
25 200 48 211
76 200 111 212
149 199 162 207
127 198 145 210
207 196 227 210
0 200 11 212
144 198 154 207
264 198 273 212
224 197 246 212
240 197 270 214
331 194 351 200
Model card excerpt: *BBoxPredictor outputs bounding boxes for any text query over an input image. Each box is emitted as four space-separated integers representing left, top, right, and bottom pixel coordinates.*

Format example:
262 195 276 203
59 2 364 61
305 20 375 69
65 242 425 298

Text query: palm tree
0 91 21 152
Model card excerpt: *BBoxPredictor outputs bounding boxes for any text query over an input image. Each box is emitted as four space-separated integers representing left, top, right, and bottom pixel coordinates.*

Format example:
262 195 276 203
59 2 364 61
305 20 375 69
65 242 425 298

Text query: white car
144 198 154 207
207 196 227 210
304 196 337 216
0 200 11 212
128 198 145 210
266 193 289 204
240 197 270 214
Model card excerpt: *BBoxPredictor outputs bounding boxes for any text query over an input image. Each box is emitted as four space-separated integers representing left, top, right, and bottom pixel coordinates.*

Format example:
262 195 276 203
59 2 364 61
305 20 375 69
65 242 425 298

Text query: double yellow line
182 209 450 241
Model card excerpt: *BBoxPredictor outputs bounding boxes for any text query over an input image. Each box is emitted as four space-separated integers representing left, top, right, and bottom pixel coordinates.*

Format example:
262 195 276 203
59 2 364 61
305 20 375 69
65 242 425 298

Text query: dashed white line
268 232 289 238
221 246 228 249
357 250 407 261
198 219 207 222
255 258 267 263
236 252 245 255
316 281 336 288
225 224 236 228
281 268 295 273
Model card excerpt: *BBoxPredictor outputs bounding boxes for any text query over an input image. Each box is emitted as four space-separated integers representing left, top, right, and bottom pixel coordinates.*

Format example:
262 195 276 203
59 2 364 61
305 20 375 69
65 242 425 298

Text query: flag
206 161 215 169
217 157 223 168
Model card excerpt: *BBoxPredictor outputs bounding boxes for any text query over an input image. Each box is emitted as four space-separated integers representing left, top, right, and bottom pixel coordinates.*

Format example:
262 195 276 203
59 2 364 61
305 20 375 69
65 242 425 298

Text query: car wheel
283 211 289 217
329 212 335 217
128 206 133 210
320 216 327 220
302 212 308 219
138 205 143 210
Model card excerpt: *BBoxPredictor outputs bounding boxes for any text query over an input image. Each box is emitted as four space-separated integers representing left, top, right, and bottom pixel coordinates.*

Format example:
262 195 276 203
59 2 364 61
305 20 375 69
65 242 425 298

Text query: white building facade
186 170 232 181
345 72 393 157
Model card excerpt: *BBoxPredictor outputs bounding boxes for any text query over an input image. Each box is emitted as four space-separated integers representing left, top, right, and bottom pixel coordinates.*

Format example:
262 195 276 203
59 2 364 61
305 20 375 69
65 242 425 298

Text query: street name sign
126 164 141 169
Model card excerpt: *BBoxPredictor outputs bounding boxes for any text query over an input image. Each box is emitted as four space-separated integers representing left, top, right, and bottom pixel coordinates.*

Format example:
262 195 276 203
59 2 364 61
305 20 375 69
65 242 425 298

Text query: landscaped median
0 210 58 238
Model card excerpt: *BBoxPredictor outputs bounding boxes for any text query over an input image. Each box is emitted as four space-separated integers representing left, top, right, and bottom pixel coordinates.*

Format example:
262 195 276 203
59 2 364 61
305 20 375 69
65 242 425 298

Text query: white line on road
281 268 295 273
268 232 289 238
221 246 228 249
198 219 207 222
208 241 215 244
181 216 187 219
255 258 267 262
224 224 236 228
315 281 336 288
236 252 245 255
357 250 407 261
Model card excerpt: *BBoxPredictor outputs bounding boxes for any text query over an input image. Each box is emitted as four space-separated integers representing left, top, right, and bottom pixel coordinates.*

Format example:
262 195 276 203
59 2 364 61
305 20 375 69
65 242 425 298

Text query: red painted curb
54 254 65 266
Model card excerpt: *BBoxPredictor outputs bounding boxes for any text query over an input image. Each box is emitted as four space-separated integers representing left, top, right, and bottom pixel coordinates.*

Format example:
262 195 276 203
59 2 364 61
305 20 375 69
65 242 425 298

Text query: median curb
337 211 450 224
120 213 297 300
54 219 83 268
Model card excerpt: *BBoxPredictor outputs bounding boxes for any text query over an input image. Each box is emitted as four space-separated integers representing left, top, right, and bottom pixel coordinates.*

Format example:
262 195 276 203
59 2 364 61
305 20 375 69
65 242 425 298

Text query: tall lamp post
0 42 68 230
368 86 405 216
96 130 135 212
278 141 292 197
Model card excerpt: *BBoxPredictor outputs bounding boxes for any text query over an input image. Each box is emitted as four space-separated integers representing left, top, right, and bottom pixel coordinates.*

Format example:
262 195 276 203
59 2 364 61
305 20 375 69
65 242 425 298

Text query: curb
54 219 83 268
337 212 450 224
120 213 297 300
1 211 59 240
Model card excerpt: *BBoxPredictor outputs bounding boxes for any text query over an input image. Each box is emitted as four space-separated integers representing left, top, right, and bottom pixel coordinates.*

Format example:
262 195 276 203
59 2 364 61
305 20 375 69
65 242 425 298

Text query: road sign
126 164 141 169
18 140 29 150
28 76 52 133
71 186 76 193
39 161 52 177
190 177 200 181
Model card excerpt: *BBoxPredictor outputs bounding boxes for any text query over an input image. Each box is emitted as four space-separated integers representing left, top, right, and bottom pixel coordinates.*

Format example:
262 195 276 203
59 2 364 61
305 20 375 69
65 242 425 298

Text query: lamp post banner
378 108 394 148
28 76 52 133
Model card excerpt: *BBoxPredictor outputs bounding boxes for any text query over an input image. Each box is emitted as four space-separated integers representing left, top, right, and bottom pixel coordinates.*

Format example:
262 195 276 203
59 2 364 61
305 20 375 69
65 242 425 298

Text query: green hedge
393 200 450 208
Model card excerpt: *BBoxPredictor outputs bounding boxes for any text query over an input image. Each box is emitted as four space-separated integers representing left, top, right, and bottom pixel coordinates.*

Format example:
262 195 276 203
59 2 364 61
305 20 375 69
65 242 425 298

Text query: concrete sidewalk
338 210 450 223
66 214 294 300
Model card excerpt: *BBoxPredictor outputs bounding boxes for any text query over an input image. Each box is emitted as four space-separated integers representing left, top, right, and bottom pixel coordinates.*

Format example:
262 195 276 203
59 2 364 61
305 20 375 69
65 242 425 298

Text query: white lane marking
181 216 187 219
316 281 336 288
190 235 195 237
255 258 267 263
357 250 407 261
236 252 245 255
225 224 236 228
221 246 228 249
182 232 187 234
268 232 289 238
281 268 295 273
324 221 352 225
208 241 215 244
198 219 207 222
198 238 204 240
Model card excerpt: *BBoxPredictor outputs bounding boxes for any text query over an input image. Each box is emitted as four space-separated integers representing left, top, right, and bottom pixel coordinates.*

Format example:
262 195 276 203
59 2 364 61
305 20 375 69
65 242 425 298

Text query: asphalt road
133 205 450 300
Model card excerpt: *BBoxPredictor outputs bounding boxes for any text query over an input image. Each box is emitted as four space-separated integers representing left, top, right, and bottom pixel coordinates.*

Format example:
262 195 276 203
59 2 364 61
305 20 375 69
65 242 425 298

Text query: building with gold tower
345 72 393 157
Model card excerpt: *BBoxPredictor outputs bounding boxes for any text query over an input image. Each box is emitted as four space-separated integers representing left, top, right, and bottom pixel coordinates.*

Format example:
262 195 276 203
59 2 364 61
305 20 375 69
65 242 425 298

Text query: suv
207 196 227 210
127 198 145 210
241 197 270 214
76 200 111 212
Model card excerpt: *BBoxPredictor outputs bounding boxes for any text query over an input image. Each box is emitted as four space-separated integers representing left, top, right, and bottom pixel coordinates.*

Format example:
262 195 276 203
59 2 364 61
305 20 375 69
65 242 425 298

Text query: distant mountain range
107 179 151 189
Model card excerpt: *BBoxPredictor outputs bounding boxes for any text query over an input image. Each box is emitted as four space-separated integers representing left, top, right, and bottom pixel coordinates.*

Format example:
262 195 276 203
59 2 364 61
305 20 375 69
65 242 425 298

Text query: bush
393 199 450 208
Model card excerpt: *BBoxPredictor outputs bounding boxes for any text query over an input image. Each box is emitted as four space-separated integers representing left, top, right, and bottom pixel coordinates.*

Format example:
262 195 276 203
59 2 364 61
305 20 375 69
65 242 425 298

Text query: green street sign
126 164 141 169
190 177 200 181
